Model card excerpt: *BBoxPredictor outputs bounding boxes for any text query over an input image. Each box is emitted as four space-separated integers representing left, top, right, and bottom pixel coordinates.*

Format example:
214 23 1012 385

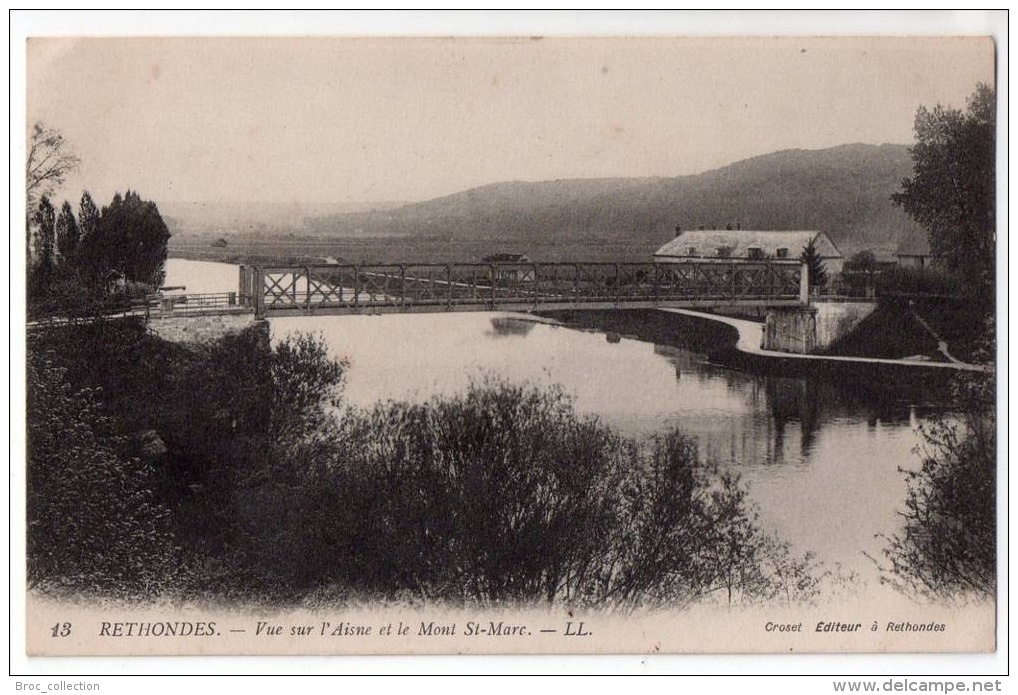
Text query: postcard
19 27 1000 661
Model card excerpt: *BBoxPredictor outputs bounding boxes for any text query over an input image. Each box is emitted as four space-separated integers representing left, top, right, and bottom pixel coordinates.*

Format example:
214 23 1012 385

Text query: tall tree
55 201 80 265
31 196 56 269
26 123 79 268
800 238 827 290
28 196 57 298
892 83 995 294
77 191 100 246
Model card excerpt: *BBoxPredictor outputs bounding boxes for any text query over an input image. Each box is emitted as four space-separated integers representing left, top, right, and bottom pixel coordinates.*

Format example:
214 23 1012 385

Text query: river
164 258 936 595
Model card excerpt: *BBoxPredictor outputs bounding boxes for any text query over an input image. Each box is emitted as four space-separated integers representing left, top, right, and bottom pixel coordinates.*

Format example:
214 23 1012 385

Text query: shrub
26 354 176 597
875 367 996 601
876 266 963 298
26 320 277 598
224 333 351 596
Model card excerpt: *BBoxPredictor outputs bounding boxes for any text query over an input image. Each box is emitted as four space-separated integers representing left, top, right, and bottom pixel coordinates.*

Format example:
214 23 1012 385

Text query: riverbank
664 308 987 372
820 298 989 364
535 307 984 387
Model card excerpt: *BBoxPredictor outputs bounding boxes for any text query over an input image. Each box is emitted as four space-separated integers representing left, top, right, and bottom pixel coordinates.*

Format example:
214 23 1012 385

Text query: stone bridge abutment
763 301 876 354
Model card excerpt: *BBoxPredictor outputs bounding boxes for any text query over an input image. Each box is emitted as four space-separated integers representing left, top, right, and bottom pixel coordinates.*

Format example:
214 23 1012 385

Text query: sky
20 13 1000 209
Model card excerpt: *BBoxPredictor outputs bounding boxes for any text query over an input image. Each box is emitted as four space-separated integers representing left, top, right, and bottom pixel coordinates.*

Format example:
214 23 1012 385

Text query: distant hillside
160 199 409 234
306 143 922 258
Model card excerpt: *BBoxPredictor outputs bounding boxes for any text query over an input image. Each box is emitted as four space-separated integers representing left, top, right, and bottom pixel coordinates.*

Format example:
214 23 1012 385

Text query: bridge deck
259 297 805 317
237 260 809 317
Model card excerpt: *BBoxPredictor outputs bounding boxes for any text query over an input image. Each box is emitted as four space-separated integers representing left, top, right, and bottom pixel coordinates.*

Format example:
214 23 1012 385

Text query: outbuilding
895 235 940 269
483 252 533 282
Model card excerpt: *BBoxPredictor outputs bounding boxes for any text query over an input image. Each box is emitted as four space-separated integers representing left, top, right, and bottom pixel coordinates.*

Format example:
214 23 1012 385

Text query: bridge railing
158 292 241 316
245 260 806 315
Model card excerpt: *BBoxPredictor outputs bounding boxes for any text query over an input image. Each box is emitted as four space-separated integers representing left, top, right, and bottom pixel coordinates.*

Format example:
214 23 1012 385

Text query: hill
306 143 922 259
160 199 409 235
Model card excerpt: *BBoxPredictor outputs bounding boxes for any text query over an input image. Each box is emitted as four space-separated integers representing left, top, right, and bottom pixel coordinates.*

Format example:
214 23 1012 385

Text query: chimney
675 224 682 238
737 222 741 230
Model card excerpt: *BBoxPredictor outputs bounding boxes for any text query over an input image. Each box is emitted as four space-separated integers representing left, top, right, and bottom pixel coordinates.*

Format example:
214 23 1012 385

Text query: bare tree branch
26 122 80 212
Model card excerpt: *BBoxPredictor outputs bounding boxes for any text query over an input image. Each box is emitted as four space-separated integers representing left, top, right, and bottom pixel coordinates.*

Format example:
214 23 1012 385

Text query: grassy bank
821 298 990 363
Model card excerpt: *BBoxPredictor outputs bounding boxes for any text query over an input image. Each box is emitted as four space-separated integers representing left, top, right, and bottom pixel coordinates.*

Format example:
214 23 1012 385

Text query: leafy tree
55 201 79 265
845 250 878 273
893 83 995 295
80 190 171 288
841 251 880 296
801 238 828 290
28 189 171 315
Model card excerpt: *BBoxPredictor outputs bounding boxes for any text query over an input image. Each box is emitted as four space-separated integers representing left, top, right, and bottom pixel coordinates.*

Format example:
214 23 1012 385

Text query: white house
654 230 844 275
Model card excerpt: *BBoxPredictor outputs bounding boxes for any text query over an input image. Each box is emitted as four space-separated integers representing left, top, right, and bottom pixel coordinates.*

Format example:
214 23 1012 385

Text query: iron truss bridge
236 260 809 317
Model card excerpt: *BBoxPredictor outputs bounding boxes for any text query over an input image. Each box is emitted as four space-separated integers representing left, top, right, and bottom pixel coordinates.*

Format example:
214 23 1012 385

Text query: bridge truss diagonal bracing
242 260 808 317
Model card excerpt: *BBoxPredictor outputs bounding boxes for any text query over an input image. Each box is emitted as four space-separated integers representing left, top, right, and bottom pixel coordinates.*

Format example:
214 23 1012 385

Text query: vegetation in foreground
873 332 996 602
27 321 825 609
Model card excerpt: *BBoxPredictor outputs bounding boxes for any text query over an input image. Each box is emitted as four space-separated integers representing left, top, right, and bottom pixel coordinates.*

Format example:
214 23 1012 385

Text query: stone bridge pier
764 306 818 354
763 301 877 354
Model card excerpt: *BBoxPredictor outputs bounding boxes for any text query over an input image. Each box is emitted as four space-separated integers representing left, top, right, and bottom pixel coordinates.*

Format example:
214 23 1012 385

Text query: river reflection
487 316 537 338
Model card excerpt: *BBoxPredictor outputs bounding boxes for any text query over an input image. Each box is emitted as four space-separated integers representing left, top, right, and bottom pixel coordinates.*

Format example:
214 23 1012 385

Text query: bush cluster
875 352 996 601
233 377 823 608
876 266 963 298
26 354 176 598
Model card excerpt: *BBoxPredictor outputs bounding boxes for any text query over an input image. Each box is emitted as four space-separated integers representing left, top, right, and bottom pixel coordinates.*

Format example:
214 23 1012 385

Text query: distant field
167 235 663 265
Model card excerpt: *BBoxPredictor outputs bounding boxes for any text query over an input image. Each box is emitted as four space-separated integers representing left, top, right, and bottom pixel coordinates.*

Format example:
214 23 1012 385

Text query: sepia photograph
12 10 1005 679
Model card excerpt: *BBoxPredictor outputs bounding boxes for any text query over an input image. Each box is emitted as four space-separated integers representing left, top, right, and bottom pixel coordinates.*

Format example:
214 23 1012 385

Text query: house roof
896 229 931 256
655 230 843 259
483 252 530 263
